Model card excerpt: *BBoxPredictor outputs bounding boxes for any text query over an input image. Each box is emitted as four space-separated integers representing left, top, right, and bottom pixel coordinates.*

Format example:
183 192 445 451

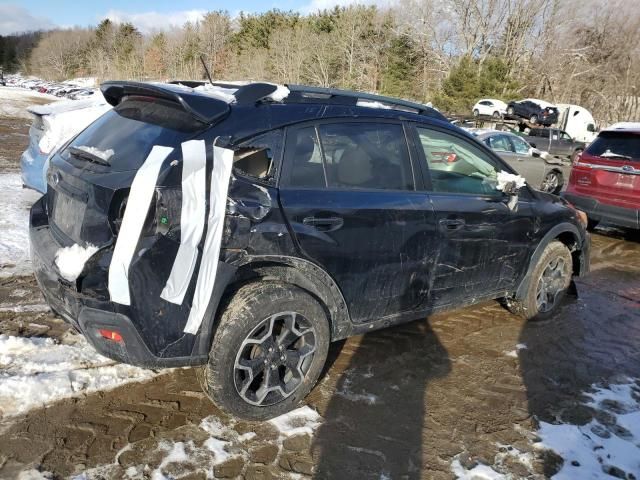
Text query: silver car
475 131 565 194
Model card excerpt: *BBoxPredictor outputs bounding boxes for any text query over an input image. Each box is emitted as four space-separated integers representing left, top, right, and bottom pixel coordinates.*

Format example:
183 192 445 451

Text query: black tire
571 149 583 164
506 241 572 321
587 218 599 231
198 282 330 420
530 114 538 124
541 170 563 195
473 109 479 117
493 111 501 119
507 106 515 115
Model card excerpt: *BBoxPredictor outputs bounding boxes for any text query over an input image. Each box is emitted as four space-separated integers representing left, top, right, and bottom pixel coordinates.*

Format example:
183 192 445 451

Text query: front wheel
473 109 479 117
493 111 501 119
507 106 515 115
530 114 538 124
506 241 573 320
198 282 330 420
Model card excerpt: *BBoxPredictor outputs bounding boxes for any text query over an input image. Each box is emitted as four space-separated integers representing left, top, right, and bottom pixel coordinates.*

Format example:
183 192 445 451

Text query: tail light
573 152 582 166
108 187 181 237
98 329 124 343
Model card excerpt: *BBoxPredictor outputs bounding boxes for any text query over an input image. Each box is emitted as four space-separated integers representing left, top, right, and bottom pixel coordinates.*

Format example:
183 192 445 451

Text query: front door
278 121 439 323
412 125 536 307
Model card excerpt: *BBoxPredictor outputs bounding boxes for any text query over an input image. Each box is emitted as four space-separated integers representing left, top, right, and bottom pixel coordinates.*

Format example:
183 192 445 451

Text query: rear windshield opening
60 98 207 171
586 132 640 161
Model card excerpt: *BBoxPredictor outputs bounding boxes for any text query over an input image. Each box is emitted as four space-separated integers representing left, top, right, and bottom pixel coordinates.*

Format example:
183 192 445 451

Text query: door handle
303 216 344 232
439 218 465 231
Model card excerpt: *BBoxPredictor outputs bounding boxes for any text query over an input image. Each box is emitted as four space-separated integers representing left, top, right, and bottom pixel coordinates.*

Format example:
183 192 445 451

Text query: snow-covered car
20 98 112 193
472 99 507 118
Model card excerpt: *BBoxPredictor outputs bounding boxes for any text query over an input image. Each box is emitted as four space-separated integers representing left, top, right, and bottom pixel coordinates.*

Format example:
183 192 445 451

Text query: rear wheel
473 109 479 117
540 170 563 194
530 114 539 124
507 106 515 115
492 111 501 119
198 282 330 420
506 241 573 320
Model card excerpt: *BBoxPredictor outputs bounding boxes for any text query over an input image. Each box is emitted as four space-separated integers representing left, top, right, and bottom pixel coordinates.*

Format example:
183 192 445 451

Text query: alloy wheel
541 172 559 193
535 257 570 313
234 312 317 406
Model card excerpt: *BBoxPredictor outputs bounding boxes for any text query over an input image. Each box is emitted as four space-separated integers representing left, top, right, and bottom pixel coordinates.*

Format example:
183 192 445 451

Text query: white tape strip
108 145 173 306
183 145 233 334
160 140 207 305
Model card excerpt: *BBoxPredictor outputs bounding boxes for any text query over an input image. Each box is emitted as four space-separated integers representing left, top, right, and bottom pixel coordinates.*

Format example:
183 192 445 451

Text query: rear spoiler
101 81 279 125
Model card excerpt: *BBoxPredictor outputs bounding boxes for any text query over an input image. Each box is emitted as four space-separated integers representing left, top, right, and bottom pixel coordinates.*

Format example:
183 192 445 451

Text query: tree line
18 0 640 124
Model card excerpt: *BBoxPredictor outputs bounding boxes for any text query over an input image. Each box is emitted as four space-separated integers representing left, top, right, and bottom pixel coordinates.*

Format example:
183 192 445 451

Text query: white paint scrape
0 173 42 277
0 333 157 417
535 379 640 479
55 243 99 281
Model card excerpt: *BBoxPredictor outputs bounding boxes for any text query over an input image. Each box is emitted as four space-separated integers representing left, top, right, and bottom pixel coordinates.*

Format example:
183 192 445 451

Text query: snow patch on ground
0 86 58 119
0 174 42 277
0 333 157 417
54 243 99 282
451 459 507 479
535 379 640 479
268 405 323 437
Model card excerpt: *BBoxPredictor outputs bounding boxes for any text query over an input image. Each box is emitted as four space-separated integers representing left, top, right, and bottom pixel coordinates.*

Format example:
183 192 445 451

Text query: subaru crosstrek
30 81 590 419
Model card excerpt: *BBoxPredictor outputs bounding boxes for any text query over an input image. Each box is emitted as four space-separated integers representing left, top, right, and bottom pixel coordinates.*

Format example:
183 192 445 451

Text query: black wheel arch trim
514 222 589 300
192 255 352 359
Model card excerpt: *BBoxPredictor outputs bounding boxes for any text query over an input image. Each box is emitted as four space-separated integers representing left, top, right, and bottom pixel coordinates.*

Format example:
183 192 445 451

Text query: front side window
487 135 513 153
510 136 531 155
417 127 500 195
318 123 414 191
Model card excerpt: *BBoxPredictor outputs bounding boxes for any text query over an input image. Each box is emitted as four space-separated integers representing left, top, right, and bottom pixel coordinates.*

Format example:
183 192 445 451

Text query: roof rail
285 84 445 120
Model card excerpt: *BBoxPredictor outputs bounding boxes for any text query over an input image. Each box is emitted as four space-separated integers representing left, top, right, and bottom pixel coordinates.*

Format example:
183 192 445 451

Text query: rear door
278 120 439 323
570 130 640 209
411 124 535 307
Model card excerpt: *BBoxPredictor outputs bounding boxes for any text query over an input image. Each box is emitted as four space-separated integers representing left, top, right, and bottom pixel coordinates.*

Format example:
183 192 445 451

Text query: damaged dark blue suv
30 81 590 419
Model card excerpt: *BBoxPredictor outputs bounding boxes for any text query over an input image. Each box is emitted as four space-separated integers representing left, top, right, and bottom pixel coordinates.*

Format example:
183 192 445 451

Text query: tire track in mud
0 231 638 478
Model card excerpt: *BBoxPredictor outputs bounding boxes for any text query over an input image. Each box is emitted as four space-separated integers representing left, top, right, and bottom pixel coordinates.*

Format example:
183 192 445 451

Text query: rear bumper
29 196 207 368
562 192 639 229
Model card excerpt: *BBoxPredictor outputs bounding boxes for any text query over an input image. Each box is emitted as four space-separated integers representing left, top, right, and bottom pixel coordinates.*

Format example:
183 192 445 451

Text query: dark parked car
475 131 565 194
563 124 640 230
31 81 590 420
507 100 559 126
522 127 586 162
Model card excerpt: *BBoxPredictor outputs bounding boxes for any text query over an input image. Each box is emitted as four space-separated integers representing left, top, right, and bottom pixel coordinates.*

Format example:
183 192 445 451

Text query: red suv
563 125 640 230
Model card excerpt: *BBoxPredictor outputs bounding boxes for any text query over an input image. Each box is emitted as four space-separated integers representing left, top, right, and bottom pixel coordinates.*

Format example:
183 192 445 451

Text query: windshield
61 97 207 171
586 132 640 161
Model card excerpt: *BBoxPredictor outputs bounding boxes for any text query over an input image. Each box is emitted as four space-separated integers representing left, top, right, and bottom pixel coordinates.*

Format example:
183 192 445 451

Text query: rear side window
281 126 326 188
61 98 206 171
586 132 640 161
232 130 283 181
318 123 414 191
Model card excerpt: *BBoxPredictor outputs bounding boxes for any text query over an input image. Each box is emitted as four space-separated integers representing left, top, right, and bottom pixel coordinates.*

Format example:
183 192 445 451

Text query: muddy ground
0 111 639 480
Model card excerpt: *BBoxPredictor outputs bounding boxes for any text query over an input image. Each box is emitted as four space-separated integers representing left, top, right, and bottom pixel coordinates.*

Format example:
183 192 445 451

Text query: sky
0 0 383 35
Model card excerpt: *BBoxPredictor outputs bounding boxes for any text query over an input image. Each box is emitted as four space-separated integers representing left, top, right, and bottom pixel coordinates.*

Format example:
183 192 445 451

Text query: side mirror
587 123 596 133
